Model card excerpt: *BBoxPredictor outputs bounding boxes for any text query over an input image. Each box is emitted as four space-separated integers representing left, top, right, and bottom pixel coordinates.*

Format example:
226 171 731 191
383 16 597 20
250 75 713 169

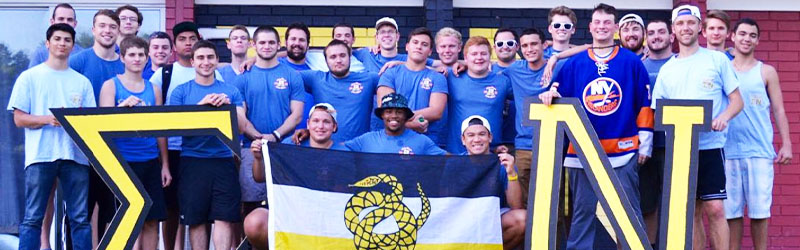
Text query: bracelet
272 131 281 141
507 173 519 182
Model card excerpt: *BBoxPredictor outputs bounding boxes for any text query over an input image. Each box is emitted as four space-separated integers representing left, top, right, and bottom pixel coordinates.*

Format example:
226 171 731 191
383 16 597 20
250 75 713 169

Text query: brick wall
166 0 195 36
725 10 800 250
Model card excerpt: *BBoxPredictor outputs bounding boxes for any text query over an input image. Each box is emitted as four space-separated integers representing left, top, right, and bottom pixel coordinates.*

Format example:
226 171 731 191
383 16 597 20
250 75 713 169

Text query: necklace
591 45 617 76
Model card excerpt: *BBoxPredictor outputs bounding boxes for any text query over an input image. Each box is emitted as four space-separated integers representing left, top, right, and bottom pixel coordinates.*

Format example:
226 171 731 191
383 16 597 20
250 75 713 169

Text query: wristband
272 131 282 141
507 173 519 182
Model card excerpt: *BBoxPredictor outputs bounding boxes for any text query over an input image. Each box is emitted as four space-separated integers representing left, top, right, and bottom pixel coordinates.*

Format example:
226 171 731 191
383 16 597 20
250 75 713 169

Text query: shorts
697 148 727 201
163 150 181 210
240 149 267 202
129 159 168 221
179 156 242 225
88 165 117 225
639 148 665 214
724 158 773 219
515 149 532 207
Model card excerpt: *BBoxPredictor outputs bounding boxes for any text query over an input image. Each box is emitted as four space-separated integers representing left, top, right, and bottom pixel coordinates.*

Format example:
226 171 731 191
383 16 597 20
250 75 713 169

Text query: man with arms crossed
651 5 743 250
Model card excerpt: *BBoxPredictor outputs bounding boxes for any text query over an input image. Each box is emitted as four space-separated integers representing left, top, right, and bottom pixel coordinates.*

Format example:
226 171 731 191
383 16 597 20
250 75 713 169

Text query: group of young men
7 2 792 250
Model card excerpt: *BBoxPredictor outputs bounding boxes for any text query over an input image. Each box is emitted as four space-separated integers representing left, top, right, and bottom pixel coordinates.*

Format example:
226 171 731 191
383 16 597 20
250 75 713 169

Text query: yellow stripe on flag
275 232 503 250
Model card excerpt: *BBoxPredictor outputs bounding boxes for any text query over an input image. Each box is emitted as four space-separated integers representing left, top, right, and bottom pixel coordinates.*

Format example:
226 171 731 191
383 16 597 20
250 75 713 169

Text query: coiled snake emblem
344 174 431 250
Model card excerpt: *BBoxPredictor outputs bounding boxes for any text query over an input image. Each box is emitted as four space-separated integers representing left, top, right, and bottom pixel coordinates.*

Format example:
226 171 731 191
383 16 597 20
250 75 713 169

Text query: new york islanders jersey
553 46 653 168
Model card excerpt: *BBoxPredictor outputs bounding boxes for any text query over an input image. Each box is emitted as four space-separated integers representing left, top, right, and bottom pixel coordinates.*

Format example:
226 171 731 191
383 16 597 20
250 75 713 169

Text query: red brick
740 11 771 20
783 226 800 236
775 175 800 186
778 62 800 72
771 31 800 41
771 51 800 61
771 12 800 20
779 42 800 51
780 72 800 82
756 41 779 51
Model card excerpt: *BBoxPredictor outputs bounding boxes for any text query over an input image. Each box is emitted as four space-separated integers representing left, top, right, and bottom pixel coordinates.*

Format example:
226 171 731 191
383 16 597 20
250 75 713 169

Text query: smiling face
673 15 701 47
589 11 618 44
465 44 491 76
375 24 399 51
548 14 575 43
494 31 518 63
325 44 351 77
646 21 672 53
732 23 759 56
308 109 336 143
703 18 729 48
381 108 408 134
254 31 280 61
92 14 119 49
191 47 218 78
406 34 433 64
620 22 644 52
121 46 147 73
436 35 461 66
46 30 74 59
227 29 250 57
461 125 492 155
149 38 172 66
286 28 309 61
519 33 544 63
117 9 140 37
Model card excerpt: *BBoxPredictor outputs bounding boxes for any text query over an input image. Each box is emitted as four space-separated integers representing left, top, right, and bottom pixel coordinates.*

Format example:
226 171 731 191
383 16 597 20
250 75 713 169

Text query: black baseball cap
172 21 200 39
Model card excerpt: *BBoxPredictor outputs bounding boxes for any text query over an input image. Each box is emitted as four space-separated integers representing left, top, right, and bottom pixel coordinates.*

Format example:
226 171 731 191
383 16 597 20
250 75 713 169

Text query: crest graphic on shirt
702 78 714 90
484 86 498 99
420 77 433 90
70 93 83 106
398 146 414 155
582 77 622 116
349 82 364 94
274 77 289 90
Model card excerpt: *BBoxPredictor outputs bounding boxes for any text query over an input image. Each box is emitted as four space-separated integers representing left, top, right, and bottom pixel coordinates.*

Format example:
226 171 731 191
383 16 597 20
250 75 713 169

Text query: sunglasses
552 22 574 30
495 40 517 48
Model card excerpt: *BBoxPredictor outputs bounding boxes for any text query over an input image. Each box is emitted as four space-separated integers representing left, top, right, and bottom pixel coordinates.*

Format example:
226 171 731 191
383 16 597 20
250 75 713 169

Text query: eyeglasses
119 16 138 23
552 22 574 30
495 40 517 48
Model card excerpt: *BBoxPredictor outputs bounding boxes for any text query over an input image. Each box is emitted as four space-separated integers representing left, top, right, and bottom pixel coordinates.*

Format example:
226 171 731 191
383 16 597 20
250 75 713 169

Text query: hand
117 96 143 107
776 145 793 165
541 56 559 86
263 134 278 143
239 57 256 72
638 154 650 165
538 89 561 106
435 65 449 76
379 61 405 75
494 145 509 154
292 129 309 145
161 164 172 187
498 152 515 173
406 114 429 133
452 62 467 77
711 116 729 131
198 93 231 107
544 40 553 49
251 139 264 160
41 115 60 127
369 45 380 55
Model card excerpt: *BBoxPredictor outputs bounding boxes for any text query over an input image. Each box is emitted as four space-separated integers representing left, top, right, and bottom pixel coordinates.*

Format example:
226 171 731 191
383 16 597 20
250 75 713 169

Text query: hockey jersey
553 46 653 168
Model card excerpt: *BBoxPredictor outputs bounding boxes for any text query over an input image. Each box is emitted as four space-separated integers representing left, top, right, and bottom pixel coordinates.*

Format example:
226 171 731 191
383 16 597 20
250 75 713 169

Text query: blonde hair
435 27 462 44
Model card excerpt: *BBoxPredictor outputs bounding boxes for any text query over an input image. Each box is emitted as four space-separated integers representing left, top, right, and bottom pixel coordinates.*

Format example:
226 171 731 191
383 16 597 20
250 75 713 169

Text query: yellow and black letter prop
52 105 240 250
655 100 711 250
523 98 650 250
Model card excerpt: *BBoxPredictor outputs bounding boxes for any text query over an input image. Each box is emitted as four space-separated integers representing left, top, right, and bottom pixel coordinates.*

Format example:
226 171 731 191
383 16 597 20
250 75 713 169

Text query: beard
623 38 644 52
330 67 349 78
287 45 307 61
258 51 277 61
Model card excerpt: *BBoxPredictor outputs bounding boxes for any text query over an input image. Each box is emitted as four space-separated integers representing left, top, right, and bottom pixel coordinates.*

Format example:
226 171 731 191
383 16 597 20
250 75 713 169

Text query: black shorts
163 150 181 210
129 158 168 221
179 156 241 225
697 148 727 201
639 148 665 214
88 165 117 225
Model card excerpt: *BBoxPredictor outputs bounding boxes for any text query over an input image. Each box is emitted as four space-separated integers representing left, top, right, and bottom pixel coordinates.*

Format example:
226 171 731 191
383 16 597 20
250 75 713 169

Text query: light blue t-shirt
500 60 547 150
446 71 513 154
724 62 775 159
345 129 447 155
300 70 378 142
110 77 159 162
150 63 223 150
651 48 740 150
352 49 433 73
168 79 244 158
375 65 448 143
28 43 84 69
6 64 96 167
69 48 125 100
305 50 365 72
233 63 305 147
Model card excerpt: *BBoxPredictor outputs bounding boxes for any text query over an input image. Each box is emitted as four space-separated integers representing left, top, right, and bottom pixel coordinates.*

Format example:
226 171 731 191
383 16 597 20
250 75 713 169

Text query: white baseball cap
461 115 492 135
309 103 337 124
672 4 702 23
375 17 398 30
620 13 644 28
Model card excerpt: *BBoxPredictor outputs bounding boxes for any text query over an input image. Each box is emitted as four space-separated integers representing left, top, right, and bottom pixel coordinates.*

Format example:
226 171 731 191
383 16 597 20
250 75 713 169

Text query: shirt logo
702 78 714 89
420 77 433 90
618 140 634 149
274 77 289 89
484 86 498 99
582 77 622 116
751 95 765 106
349 82 364 94
399 146 414 155
70 93 83 107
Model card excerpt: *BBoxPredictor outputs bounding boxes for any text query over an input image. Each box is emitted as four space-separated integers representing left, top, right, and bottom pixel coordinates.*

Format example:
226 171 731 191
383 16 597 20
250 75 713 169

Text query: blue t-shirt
28 43 84 69
233 63 305 147
543 46 561 60
219 64 240 84
69 49 125 101
110 77 159 162
277 58 316 129
6 64 96 167
168 79 244 158
281 138 349 151
376 65 448 143
300 70 378 142
142 59 156 80
352 49 433 73
345 129 447 155
500 60 548 150
446 72 513 154
493 62 520 146
642 56 672 148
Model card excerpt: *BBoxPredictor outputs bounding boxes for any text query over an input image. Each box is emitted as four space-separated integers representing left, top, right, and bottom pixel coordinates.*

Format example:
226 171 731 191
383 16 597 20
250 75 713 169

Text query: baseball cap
309 103 337 124
172 21 200 39
672 4 702 23
620 13 644 28
374 93 414 120
461 115 492 135
375 17 398 30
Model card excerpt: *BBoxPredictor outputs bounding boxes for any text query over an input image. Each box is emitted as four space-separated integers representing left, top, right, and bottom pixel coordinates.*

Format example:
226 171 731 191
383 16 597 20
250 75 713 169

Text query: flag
264 142 504 250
